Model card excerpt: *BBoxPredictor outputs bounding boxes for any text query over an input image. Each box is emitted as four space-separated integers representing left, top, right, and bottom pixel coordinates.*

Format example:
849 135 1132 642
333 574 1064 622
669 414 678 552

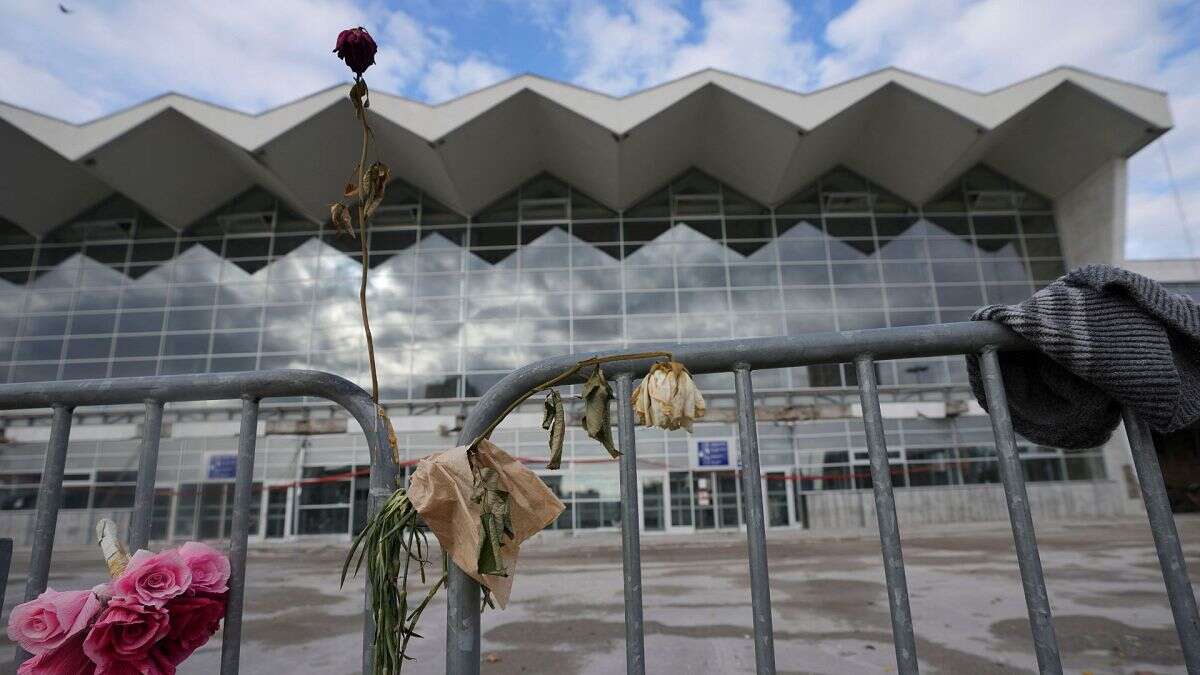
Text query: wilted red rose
333 27 377 78
151 594 226 667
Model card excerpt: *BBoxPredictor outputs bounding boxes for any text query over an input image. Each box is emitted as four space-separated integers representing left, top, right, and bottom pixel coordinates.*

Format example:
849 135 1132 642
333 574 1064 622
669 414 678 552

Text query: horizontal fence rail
451 321 1200 675
0 370 397 675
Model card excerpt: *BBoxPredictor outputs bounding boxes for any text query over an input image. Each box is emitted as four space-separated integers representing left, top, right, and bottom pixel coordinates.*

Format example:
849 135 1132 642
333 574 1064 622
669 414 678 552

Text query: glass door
715 471 741 528
764 472 792 527
640 474 666 532
668 472 693 531
693 472 717 529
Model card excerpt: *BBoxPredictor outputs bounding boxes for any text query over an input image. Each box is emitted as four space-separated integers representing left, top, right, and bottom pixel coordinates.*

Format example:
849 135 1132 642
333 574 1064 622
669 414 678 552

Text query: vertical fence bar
16 404 73 665
24 405 72 599
855 356 920 674
979 348 1063 674
220 396 259 675
1121 411 1200 671
363 407 400 674
0 538 12 623
446 561 482 674
615 372 647 674
733 365 777 675
129 399 164 551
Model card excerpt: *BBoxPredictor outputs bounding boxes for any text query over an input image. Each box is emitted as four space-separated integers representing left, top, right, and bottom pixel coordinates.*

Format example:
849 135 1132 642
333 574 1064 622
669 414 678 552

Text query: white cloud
419 56 511 103
561 0 815 95
0 0 507 121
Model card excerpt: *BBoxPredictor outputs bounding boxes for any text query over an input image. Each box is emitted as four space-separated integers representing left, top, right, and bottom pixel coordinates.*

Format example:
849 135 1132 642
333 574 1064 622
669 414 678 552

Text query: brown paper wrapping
408 439 564 608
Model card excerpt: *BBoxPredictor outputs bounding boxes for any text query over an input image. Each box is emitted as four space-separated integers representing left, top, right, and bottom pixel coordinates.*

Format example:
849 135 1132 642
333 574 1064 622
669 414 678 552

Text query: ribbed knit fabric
966 265 1200 449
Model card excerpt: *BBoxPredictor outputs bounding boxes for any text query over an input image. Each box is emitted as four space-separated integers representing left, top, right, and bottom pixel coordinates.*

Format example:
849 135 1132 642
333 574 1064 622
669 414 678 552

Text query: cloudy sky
1 0 1197 259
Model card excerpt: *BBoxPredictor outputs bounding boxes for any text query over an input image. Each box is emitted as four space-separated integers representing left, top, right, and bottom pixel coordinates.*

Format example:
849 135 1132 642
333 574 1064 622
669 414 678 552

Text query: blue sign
207 454 238 480
696 440 730 467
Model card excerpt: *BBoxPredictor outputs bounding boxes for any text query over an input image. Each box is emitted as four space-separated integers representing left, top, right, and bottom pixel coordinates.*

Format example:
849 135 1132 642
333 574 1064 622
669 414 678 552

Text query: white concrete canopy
0 66 1171 237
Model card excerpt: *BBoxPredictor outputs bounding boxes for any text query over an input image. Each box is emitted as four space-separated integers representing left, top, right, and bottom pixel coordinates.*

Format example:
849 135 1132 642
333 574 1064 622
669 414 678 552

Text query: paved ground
3 515 1198 674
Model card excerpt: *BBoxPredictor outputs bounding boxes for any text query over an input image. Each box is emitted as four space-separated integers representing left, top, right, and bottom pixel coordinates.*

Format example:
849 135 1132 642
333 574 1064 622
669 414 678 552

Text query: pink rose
177 542 230 595
152 594 226 666
7 587 101 654
111 550 191 607
17 631 96 675
83 599 170 667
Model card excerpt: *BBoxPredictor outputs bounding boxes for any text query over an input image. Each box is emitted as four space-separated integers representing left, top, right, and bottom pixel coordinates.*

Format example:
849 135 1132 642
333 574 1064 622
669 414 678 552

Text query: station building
0 67 1190 542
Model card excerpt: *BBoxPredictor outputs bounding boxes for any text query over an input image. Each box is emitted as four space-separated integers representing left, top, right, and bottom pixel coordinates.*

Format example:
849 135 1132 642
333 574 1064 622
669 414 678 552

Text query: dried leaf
379 404 399 466
361 161 390 220
582 365 620 458
471 467 514 577
329 202 355 238
542 389 565 469
349 78 368 118
343 181 359 199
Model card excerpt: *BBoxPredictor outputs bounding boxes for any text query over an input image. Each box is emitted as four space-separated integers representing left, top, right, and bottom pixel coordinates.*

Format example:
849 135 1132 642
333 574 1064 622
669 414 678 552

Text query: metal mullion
54 245 87 381
855 355 919 673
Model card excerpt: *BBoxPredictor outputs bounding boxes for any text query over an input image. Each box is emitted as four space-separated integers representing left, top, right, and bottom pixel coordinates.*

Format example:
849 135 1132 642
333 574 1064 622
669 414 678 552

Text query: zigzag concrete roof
0 66 1172 238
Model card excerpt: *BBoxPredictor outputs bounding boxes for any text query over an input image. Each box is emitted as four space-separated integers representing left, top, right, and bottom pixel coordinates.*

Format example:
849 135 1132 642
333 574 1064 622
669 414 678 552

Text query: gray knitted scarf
966 265 1200 449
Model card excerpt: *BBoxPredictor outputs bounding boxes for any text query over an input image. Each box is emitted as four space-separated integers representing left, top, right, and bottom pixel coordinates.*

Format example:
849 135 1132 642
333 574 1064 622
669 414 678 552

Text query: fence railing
0 370 397 674
1 322 1197 674
449 321 1200 675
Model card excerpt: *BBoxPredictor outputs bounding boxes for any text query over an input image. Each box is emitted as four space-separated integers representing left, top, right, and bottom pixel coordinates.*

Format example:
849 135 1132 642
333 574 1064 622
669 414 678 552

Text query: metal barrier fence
449 321 1200 675
1 322 1197 674
0 370 397 674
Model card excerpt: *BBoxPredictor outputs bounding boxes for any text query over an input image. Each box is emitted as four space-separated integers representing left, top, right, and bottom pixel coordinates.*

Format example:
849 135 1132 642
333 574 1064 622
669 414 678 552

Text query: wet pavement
3 515 1198 674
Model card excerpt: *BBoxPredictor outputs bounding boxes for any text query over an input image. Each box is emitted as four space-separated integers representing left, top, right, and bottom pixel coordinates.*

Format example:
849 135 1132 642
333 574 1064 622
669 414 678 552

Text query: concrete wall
1054 157 1128 267
0 509 133 549
800 481 1127 532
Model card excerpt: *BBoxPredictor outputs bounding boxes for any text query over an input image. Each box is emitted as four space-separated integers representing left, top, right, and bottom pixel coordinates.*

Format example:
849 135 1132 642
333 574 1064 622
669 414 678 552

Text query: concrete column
1054 158 1128 267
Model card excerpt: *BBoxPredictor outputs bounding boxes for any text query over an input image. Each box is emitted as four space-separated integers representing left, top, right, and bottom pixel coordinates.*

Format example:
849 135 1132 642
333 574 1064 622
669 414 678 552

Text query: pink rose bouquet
8 532 230 675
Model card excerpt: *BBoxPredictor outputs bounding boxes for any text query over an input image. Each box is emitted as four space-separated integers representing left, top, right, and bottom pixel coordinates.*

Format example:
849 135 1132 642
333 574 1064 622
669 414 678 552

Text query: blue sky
1 0 1197 259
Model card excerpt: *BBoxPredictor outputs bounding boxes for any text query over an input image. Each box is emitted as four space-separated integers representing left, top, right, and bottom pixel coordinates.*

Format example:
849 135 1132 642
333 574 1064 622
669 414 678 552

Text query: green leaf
542 390 565 469
582 365 620 458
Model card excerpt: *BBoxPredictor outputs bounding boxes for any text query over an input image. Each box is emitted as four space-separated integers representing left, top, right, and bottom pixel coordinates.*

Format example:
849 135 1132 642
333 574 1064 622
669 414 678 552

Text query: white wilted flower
632 361 706 431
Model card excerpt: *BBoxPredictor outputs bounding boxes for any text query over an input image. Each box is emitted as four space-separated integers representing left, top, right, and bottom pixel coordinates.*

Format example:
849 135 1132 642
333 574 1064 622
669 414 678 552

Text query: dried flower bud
330 201 354 238
632 361 706 431
333 27 377 78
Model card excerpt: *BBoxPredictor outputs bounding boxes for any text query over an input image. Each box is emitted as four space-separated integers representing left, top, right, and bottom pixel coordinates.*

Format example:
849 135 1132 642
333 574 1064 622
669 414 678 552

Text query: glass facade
1 165 1065 396
0 164 1110 538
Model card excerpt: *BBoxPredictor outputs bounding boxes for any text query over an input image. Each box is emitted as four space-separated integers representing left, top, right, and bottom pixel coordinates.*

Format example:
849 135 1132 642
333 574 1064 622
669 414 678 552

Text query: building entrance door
640 474 666 532
693 471 741 529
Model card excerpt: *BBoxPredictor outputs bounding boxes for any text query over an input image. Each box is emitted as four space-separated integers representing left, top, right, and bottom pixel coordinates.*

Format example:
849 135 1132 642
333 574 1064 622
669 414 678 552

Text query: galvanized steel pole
855 356 920 674
129 399 164 551
615 372 647 674
220 397 260 675
979 348 1062 674
1122 411 1200 673
733 365 777 675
